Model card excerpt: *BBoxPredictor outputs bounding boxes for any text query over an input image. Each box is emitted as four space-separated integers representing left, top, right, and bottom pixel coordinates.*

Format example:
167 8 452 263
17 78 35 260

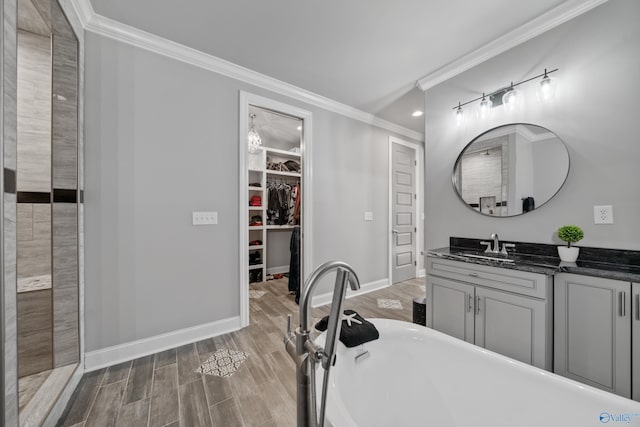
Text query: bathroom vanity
426 238 640 401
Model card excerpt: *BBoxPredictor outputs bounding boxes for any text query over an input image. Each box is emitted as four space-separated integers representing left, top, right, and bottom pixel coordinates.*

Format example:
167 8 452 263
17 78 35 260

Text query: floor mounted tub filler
315 318 640 427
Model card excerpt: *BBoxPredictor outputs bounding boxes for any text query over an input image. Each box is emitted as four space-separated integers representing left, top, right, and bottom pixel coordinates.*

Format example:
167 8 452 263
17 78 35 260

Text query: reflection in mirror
453 124 569 217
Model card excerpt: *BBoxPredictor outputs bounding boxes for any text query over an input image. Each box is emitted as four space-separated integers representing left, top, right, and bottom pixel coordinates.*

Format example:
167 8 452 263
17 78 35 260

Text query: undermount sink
454 253 515 263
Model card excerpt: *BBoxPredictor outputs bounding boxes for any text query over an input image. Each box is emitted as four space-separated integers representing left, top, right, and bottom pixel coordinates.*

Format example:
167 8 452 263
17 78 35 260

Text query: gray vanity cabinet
429 276 475 344
475 287 547 367
426 257 552 370
554 273 631 399
633 283 640 401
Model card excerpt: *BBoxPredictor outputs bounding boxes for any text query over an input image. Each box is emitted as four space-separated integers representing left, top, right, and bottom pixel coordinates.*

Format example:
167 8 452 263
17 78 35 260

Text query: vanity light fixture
502 82 521 111
451 68 558 121
412 110 424 117
477 93 493 119
537 68 557 102
247 113 262 153
455 102 464 126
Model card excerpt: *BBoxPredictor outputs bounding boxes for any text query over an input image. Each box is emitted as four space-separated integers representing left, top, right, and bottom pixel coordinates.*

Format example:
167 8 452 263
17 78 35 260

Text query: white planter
558 246 579 262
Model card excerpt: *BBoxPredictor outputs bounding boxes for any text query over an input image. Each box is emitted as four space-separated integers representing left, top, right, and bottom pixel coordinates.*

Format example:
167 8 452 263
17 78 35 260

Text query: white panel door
391 143 415 283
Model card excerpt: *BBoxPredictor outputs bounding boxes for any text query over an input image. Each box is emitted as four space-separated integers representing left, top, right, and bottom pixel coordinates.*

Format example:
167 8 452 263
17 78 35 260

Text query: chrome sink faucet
284 261 361 427
481 233 501 253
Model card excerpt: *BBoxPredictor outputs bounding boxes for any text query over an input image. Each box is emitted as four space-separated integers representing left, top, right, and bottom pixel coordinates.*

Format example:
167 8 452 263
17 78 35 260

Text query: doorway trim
239 91 313 327
388 136 424 283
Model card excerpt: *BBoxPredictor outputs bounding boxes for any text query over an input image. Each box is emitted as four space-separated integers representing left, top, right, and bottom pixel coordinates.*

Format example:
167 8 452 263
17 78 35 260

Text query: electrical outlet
192 211 218 225
364 211 374 221
593 205 613 224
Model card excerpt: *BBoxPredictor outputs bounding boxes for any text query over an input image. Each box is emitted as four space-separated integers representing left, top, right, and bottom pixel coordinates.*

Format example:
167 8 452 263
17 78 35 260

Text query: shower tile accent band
53 189 77 204
17 191 50 203
3 168 16 193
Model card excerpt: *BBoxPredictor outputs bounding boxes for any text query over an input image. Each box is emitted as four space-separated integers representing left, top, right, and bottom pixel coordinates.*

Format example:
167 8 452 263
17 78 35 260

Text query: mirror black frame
452 123 570 218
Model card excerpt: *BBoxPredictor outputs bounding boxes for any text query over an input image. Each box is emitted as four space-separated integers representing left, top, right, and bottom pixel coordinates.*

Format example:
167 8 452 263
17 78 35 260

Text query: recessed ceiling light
412 110 424 117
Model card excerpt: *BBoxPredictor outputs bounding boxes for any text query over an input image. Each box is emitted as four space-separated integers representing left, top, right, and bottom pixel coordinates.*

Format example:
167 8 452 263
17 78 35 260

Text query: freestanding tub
315 318 640 427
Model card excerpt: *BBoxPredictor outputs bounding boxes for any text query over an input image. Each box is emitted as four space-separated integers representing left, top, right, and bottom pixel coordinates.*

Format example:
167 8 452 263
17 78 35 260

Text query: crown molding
416 0 608 91
68 0 424 142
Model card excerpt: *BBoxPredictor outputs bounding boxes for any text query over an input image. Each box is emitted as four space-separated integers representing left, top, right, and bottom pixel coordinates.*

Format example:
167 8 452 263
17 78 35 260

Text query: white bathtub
315 318 640 427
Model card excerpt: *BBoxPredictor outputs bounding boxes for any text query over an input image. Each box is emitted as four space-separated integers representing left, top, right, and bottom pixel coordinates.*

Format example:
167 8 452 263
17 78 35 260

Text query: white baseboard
84 316 242 372
418 268 426 278
311 278 390 308
266 265 289 275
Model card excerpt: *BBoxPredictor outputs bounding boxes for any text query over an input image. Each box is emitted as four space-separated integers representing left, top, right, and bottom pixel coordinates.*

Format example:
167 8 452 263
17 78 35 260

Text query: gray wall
84 33 421 352
424 0 640 250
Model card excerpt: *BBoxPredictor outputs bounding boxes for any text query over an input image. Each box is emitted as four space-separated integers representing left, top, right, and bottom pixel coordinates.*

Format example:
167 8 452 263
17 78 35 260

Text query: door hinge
414 193 417 199
414 261 417 266
414 160 417 166
414 227 417 232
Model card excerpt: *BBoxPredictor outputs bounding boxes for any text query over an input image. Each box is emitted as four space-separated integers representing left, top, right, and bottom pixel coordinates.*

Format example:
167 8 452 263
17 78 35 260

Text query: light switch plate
364 211 374 221
192 211 218 225
593 205 613 224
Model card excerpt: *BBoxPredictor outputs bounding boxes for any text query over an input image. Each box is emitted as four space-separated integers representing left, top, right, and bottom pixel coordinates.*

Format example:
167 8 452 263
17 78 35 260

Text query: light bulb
477 93 493 119
537 71 557 102
502 85 521 111
455 104 464 126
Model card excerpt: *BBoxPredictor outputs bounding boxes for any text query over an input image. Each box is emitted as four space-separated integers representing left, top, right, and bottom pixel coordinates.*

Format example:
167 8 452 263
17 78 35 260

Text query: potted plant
557 225 584 262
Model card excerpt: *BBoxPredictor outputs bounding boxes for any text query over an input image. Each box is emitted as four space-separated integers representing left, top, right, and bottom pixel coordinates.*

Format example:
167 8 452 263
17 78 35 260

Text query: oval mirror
453 124 569 217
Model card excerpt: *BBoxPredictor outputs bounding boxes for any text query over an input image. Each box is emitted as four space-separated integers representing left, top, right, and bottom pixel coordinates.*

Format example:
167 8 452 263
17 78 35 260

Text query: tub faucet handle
480 241 492 253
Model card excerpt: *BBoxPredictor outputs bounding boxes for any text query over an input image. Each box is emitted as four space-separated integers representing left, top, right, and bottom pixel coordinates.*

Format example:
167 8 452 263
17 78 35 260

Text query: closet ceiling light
248 113 262 153
412 110 423 117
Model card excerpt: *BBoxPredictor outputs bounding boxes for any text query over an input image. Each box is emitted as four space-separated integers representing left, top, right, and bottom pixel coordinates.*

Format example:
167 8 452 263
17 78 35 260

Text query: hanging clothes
289 186 302 303
266 181 298 225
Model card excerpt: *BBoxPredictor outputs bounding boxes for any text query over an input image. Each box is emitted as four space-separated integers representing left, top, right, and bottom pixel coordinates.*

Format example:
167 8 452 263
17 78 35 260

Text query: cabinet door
475 287 549 369
633 283 640 402
426 276 475 344
554 273 631 398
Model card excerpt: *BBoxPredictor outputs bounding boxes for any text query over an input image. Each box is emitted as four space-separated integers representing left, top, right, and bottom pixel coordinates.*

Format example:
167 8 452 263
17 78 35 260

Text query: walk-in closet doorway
239 92 313 327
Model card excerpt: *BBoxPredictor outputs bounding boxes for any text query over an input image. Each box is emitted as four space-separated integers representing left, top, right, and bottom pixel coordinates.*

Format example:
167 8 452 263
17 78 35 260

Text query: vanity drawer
427 257 550 299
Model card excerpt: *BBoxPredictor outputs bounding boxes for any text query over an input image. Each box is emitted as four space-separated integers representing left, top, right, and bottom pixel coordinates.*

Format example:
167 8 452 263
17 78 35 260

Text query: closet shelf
248 206 265 210
248 264 264 270
265 225 297 230
266 170 301 178
265 147 301 158
248 168 264 173
248 186 263 191
249 225 264 230
248 245 264 250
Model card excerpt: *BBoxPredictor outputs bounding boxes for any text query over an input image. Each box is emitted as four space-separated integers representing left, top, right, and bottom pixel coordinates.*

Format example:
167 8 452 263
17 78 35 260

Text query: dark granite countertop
427 238 640 283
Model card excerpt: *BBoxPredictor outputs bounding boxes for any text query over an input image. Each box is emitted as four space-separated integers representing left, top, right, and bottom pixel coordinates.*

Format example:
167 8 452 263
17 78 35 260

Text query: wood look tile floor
57 277 425 426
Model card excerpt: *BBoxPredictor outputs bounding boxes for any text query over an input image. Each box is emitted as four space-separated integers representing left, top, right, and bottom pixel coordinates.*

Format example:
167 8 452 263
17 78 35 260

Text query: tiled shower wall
51 6 79 368
17 29 51 284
